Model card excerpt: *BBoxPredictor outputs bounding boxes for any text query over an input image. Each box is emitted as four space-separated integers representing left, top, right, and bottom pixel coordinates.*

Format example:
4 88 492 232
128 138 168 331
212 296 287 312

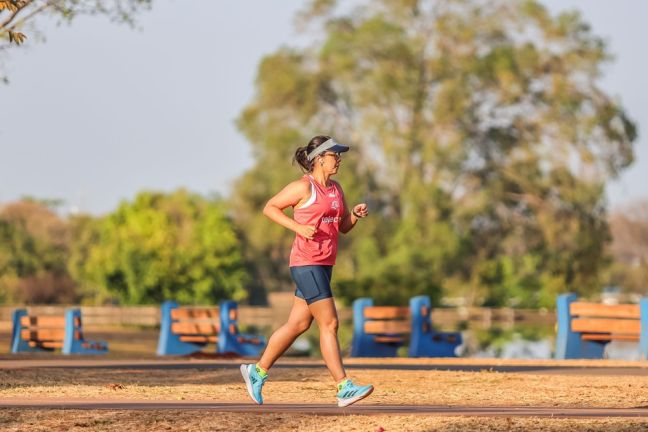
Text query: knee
319 318 339 334
289 318 312 335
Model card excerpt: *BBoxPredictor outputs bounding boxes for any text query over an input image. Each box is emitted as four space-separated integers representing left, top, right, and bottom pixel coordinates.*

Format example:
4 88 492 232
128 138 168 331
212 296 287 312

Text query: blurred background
1 0 646 359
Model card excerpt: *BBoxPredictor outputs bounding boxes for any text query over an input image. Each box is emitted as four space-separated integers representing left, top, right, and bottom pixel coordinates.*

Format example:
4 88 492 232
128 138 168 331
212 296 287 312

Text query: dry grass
3 325 648 431
1 409 648 432
1 364 648 408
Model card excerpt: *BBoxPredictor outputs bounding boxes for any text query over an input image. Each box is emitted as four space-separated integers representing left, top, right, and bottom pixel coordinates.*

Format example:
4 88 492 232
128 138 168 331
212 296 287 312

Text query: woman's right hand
295 224 317 240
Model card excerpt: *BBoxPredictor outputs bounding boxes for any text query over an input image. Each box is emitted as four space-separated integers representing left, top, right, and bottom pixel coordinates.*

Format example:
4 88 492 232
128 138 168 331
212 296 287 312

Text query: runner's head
293 135 349 174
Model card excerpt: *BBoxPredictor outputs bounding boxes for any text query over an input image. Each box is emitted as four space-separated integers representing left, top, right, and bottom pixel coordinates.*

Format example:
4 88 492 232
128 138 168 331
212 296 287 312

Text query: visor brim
328 143 350 153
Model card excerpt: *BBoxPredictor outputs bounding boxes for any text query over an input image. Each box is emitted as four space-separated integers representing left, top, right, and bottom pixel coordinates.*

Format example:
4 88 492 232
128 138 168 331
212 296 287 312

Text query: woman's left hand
352 203 369 218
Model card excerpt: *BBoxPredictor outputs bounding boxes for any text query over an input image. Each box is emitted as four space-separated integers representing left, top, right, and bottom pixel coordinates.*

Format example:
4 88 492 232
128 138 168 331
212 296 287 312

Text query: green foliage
0 201 75 304
81 190 248 305
232 0 636 308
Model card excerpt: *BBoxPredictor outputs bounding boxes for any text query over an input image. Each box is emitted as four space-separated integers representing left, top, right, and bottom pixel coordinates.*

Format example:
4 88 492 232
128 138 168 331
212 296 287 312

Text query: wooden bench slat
20 329 65 341
581 333 640 342
170 308 219 320
28 341 63 349
179 335 218 344
237 336 263 345
364 307 410 319
570 302 640 319
171 322 220 335
19 316 66 327
364 320 411 334
571 318 640 335
373 336 405 344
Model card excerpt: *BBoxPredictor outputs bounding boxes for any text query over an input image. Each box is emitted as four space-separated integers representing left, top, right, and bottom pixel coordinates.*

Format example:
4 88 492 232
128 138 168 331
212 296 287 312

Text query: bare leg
309 298 346 382
257 296 313 371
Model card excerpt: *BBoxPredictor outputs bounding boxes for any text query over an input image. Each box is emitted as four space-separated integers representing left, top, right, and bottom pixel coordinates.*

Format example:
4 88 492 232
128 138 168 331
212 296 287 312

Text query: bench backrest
16 313 68 350
569 302 640 341
170 306 221 344
11 308 106 354
158 301 219 355
362 306 411 337
351 298 410 357
157 300 266 356
351 296 462 358
555 293 648 360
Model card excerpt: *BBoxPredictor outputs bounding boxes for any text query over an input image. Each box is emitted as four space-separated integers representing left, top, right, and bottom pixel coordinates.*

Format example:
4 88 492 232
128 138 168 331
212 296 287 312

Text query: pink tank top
289 175 345 267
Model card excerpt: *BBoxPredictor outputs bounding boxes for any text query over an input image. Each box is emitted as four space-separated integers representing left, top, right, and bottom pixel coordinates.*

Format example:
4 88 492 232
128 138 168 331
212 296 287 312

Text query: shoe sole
337 386 374 408
240 364 262 405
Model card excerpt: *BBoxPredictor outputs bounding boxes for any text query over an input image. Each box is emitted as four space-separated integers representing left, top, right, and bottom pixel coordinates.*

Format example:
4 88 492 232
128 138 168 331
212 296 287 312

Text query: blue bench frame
218 300 267 356
351 296 462 357
555 293 648 359
351 297 404 357
11 308 108 355
409 296 462 357
157 300 266 356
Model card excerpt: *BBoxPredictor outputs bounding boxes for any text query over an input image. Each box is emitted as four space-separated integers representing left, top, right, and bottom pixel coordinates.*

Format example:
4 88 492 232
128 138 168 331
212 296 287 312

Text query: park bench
156 300 266 356
555 293 648 359
11 308 108 354
351 295 462 357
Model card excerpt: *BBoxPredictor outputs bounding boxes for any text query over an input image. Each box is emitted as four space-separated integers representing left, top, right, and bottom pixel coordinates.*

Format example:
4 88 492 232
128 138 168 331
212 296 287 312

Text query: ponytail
293 146 312 172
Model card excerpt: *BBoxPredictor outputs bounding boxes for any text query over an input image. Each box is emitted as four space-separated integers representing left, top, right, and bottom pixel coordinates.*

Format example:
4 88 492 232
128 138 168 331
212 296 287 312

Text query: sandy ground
2 360 648 408
1 409 648 432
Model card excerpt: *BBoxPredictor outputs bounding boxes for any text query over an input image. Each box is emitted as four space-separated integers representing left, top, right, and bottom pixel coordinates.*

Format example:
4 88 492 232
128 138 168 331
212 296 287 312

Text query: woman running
240 135 374 408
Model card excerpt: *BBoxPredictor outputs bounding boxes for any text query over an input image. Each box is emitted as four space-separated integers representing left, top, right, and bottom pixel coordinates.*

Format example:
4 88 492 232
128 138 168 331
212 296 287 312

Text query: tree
232 0 636 307
66 212 103 304
607 200 648 294
0 0 152 83
0 200 76 303
81 190 248 305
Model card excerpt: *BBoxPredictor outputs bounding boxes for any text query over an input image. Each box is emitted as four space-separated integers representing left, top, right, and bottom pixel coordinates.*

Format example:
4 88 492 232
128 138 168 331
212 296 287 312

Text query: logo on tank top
331 200 339 210
321 216 341 223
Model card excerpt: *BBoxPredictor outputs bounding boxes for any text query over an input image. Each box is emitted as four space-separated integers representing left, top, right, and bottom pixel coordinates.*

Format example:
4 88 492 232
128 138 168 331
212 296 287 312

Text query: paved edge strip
1 402 648 418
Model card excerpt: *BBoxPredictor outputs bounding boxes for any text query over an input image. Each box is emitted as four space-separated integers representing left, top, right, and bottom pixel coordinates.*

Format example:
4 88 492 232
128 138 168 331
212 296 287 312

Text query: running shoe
240 364 267 405
336 380 374 407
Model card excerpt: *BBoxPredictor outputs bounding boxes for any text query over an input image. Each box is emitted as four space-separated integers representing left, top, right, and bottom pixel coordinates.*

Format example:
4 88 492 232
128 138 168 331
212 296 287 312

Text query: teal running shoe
336 380 374 407
240 364 267 405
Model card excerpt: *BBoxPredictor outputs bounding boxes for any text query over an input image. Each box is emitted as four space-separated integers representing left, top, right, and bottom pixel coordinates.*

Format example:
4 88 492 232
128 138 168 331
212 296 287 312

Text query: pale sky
0 0 646 215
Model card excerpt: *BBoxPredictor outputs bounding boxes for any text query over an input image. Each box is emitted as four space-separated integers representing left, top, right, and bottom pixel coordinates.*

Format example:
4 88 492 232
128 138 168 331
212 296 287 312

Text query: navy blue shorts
290 265 333 305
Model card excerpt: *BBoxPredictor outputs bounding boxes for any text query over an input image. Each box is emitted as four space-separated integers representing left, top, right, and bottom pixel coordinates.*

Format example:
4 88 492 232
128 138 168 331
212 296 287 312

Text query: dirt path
2 399 648 418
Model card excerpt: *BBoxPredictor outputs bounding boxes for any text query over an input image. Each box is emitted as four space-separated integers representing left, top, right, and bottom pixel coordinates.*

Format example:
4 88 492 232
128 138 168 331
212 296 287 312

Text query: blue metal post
62 309 107 355
639 297 648 360
219 300 266 356
11 309 42 353
555 293 579 359
409 296 461 357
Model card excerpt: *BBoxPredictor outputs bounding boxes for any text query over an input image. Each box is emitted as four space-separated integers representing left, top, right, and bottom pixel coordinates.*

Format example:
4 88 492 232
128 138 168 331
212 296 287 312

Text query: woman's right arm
263 180 317 240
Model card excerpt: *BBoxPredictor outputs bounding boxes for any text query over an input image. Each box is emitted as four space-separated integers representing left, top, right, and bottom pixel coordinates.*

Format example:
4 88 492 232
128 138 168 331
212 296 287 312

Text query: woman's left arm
338 186 368 234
